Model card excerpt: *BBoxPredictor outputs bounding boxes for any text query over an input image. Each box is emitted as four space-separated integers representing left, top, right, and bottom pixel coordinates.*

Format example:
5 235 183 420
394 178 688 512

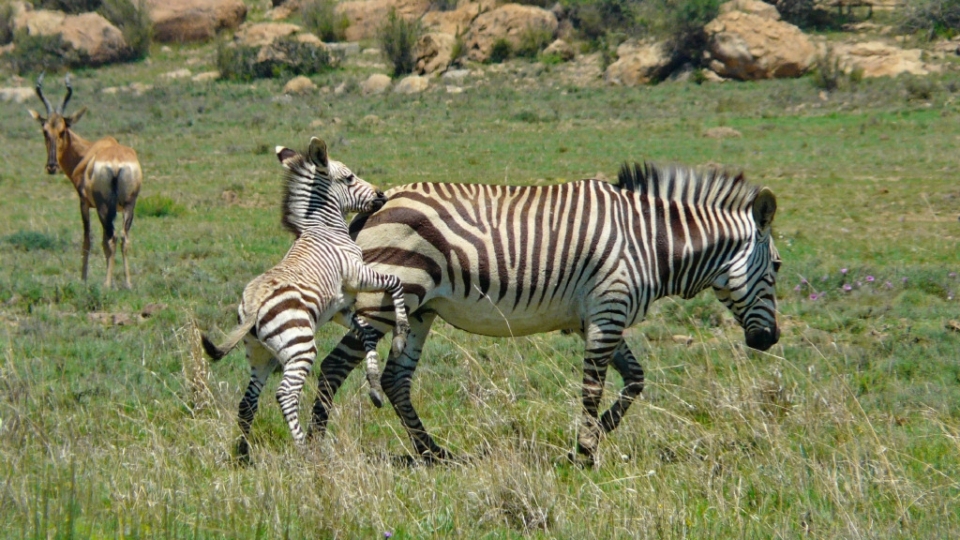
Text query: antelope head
28 73 87 175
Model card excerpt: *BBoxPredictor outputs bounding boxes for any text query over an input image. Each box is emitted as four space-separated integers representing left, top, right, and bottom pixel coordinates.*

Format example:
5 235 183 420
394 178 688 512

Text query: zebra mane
616 161 759 211
279 151 336 235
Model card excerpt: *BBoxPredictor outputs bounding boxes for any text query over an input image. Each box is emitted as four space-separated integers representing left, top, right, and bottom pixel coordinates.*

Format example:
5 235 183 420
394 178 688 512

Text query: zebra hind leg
574 325 623 466
274 340 317 446
350 314 386 408
310 330 367 439
237 339 278 464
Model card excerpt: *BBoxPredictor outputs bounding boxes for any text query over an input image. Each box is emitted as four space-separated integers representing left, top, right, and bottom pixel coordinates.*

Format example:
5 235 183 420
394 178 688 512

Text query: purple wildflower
865 275 875 282
902 277 908 283
794 284 802 292
884 281 893 289
809 293 819 300
842 284 853 292
385 533 393 539
801 278 809 285
856 281 863 287
950 272 958 279
841 268 848 275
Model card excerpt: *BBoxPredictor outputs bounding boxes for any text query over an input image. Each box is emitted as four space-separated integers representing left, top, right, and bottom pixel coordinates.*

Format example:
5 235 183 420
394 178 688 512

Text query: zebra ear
308 137 329 168
276 146 298 166
753 187 777 232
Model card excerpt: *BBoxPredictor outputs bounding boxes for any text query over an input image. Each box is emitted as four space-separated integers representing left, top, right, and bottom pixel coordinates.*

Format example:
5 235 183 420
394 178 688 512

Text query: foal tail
201 316 257 362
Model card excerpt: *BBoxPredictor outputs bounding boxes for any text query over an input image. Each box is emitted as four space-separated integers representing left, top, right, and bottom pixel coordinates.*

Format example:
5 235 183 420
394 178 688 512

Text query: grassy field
1 36 960 538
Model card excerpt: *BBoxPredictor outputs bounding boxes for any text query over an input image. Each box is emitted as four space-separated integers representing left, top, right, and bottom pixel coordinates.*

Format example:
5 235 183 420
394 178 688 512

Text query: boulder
361 73 392 95
415 32 456 74
704 9 815 80
0 87 35 103
336 0 431 42
146 0 247 43
542 39 575 62
284 75 317 94
14 9 128 65
832 41 933 78
463 4 558 62
394 74 429 93
421 2 482 36
604 41 671 86
234 22 301 47
719 0 780 20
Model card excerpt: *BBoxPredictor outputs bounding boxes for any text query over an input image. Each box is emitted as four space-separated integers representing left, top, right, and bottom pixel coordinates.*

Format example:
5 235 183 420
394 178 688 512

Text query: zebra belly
429 296 579 337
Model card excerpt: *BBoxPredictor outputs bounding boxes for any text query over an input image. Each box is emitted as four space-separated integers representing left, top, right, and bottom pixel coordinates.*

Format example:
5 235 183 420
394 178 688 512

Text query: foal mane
280 151 334 236
616 161 759 211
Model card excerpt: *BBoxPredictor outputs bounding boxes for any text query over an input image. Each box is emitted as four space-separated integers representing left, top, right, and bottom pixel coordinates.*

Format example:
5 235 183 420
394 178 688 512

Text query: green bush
136 195 185 218
764 0 815 28
642 0 719 70
515 24 554 58
0 2 15 46
301 0 349 42
99 0 153 61
810 48 842 91
216 37 335 81
565 0 644 42
897 0 960 39
2 230 63 251
4 30 87 74
488 38 513 63
377 9 422 77
431 0 458 11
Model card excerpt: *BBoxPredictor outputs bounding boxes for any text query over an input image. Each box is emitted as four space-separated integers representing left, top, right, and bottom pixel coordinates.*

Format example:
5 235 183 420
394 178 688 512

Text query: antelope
28 73 143 289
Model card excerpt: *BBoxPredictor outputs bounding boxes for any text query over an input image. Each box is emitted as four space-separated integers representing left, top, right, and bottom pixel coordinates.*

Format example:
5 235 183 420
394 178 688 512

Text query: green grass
1 37 959 538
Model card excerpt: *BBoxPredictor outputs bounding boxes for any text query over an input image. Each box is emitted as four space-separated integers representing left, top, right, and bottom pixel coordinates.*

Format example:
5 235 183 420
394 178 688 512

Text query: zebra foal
201 137 409 459
310 161 780 464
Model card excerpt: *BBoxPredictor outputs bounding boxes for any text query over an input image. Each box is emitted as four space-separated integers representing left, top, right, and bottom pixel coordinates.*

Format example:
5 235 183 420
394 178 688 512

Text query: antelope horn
35 72 54 115
60 74 73 114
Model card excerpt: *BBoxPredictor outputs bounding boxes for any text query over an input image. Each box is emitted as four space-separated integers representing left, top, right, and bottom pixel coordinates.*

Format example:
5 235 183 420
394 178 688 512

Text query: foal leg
350 314 386 408
237 338 278 462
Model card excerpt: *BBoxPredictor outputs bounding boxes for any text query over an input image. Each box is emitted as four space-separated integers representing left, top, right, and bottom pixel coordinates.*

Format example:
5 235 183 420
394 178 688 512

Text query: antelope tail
201 316 257 362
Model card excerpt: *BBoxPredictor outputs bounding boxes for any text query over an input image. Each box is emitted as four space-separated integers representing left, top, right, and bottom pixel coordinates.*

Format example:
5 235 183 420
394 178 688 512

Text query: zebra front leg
350 314 386 408
576 326 621 465
381 311 450 462
237 339 278 463
600 342 645 435
310 331 367 439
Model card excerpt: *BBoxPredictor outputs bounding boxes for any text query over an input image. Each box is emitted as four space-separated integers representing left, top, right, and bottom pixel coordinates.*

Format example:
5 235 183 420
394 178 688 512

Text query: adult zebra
311 162 781 463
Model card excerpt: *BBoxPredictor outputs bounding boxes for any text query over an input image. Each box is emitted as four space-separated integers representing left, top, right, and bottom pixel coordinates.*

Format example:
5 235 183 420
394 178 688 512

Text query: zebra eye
345 174 356 184
772 260 782 273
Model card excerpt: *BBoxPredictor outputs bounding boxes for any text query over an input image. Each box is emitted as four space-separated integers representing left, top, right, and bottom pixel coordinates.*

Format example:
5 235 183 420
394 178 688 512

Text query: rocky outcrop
225 22 335 76
832 41 935 78
415 32 456 74
463 4 558 63
336 0 431 42
542 39 575 61
146 0 247 43
604 41 671 86
421 2 482 36
719 0 780 19
704 4 815 80
14 8 128 65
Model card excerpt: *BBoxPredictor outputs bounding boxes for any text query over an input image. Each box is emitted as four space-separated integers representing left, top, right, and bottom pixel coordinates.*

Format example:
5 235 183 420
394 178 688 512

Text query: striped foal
309 162 780 463
201 137 409 459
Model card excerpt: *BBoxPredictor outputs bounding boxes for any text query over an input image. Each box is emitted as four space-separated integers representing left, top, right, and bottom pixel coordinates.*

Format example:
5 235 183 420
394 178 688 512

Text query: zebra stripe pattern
200 137 410 460
309 161 780 463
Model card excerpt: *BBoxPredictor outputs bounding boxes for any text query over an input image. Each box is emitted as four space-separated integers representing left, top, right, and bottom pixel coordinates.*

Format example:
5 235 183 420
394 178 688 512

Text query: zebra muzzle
745 326 779 351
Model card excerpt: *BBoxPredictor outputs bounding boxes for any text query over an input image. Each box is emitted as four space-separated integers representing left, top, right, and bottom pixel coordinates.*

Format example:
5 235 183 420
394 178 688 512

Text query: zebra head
275 137 386 233
711 187 781 351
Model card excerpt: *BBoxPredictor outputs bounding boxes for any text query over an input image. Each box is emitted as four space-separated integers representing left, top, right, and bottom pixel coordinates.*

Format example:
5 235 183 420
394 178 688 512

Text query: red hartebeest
28 74 143 289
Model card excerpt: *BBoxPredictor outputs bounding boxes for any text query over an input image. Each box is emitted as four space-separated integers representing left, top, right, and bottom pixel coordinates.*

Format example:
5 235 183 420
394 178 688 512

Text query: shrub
897 0 960 39
565 0 644 42
663 0 720 65
431 0 458 11
216 37 335 81
765 0 815 28
810 49 842 91
4 30 87 74
99 0 153 61
136 195 185 218
301 0 349 42
0 2 15 46
31 0 102 13
378 9 422 77
515 24 554 58
488 38 513 63
3 230 63 251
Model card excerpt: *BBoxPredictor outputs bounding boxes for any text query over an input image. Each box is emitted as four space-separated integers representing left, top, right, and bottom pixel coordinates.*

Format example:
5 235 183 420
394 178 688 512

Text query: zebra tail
200 316 257 362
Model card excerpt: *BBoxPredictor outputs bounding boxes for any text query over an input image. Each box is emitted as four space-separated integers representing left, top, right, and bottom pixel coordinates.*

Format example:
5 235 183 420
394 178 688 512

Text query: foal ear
307 137 329 168
753 187 777 232
65 106 87 126
276 146 298 167
28 109 46 124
